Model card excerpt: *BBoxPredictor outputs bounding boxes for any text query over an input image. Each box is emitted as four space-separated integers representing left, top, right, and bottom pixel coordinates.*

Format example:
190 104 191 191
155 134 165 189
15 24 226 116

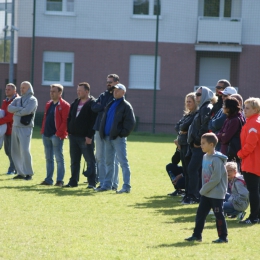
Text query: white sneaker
237 211 246 221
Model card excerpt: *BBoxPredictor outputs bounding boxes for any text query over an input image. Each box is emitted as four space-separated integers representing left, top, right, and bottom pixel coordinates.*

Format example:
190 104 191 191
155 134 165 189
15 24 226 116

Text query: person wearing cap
97 83 135 193
208 86 237 149
184 86 214 204
91 74 120 190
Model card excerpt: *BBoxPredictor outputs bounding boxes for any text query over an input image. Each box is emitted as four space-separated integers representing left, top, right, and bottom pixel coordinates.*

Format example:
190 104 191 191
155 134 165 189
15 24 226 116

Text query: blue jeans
95 131 119 188
4 135 16 173
68 135 96 187
103 136 131 190
42 134 65 184
223 201 241 215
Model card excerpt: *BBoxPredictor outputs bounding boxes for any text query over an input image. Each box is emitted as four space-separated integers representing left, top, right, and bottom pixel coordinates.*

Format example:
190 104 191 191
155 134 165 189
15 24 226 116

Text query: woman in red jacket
237 97 260 224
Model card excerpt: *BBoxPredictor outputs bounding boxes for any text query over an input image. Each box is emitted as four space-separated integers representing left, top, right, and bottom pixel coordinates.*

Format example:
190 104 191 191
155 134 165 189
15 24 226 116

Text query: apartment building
1 0 260 133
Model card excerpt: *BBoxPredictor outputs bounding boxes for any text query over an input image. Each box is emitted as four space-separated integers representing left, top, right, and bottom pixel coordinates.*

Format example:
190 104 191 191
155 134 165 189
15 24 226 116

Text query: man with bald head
8 81 38 180
98 83 135 193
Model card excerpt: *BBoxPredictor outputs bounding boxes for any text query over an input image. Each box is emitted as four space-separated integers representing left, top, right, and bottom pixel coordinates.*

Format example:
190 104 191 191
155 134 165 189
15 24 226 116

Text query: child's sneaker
239 218 259 224
237 211 246 221
212 238 228 243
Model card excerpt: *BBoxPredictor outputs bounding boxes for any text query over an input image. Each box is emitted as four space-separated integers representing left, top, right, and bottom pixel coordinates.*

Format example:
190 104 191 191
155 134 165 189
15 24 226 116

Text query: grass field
0 128 259 259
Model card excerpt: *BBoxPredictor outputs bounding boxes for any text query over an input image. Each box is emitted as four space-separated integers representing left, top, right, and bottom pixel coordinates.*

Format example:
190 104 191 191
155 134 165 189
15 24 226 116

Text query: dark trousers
166 163 185 190
187 146 204 198
180 144 190 194
68 135 96 186
243 171 260 220
193 196 228 240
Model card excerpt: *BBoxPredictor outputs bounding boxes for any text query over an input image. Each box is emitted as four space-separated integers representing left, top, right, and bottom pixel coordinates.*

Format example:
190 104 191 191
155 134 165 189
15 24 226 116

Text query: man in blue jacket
97 84 135 193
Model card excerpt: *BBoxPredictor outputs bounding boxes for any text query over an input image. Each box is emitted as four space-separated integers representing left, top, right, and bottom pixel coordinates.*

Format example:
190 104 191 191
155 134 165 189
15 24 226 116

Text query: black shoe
239 218 259 224
212 238 228 243
63 184 77 188
182 196 199 205
112 187 117 191
86 185 95 189
13 175 25 180
24 175 32 181
185 236 202 242
168 190 179 196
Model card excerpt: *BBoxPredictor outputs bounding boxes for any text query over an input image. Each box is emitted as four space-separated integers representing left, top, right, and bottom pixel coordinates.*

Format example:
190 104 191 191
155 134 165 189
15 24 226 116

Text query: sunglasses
216 86 224 89
195 93 202 96
107 81 113 84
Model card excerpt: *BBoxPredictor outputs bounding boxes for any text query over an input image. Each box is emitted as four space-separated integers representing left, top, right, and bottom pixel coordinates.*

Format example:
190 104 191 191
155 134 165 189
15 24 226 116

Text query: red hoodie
41 98 70 139
0 94 19 135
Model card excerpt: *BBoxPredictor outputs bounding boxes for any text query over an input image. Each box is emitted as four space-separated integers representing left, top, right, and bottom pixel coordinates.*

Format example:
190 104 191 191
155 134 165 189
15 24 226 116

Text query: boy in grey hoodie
185 133 228 243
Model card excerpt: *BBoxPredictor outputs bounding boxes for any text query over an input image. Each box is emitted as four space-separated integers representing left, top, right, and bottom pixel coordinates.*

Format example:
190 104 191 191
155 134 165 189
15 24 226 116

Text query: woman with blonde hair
172 92 197 197
237 97 260 224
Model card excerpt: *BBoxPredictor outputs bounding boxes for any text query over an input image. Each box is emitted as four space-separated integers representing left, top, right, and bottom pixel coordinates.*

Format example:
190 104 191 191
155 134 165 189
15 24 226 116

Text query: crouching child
185 133 228 243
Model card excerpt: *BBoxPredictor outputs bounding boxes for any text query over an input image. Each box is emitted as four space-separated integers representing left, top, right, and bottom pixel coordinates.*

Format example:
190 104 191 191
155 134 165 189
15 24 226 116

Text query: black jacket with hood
187 87 214 146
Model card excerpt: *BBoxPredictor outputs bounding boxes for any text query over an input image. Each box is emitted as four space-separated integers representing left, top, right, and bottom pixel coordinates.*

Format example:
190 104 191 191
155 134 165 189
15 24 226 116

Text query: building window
204 0 232 18
133 0 160 16
43 52 74 86
129 55 160 90
46 0 74 12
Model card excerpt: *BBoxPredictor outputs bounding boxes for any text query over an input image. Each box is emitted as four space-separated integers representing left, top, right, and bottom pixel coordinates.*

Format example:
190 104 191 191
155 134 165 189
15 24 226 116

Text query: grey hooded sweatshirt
187 86 214 146
8 83 38 127
200 151 228 199
228 174 249 211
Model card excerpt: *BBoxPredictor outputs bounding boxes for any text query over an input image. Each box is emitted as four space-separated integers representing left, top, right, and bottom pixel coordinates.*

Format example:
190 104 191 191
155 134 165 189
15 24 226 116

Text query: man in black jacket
97 84 135 193
91 74 119 189
64 82 97 188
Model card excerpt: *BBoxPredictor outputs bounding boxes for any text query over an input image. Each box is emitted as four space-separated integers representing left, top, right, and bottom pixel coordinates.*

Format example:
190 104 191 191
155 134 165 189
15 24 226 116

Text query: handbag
20 98 34 126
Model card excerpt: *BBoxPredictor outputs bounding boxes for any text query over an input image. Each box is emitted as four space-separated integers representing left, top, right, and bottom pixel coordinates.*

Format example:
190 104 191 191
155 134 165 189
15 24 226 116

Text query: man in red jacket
40 84 70 187
0 83 19 174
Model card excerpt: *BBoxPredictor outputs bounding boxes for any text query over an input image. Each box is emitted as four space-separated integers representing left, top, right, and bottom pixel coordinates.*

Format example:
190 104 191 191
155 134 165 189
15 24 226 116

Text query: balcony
195 17 242 52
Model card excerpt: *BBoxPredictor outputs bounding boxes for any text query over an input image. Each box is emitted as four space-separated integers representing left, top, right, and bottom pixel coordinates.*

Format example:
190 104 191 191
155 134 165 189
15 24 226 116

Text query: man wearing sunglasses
91 74 119 190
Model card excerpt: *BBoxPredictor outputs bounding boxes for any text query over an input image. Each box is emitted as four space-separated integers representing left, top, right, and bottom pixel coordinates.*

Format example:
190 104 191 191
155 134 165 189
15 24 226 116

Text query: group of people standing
166 79 260 242
0 74 135 194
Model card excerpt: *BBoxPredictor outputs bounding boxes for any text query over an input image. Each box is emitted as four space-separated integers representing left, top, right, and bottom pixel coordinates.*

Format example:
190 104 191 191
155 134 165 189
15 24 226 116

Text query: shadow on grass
0 183 97 197
130 195 252 229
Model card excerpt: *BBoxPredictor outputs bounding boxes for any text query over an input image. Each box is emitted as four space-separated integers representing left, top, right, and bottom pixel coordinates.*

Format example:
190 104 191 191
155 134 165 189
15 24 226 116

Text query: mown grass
0 128 258 259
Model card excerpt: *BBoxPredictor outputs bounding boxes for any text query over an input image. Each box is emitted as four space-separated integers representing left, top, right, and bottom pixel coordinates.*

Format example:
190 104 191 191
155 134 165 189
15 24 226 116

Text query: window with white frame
133 0 160 16
46 0 74 12
129 55 160 90
43 52 74 86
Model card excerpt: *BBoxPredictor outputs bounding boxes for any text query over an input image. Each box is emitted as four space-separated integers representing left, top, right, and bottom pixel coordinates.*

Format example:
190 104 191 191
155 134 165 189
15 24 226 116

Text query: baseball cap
220 86 237 96
114 83 126 92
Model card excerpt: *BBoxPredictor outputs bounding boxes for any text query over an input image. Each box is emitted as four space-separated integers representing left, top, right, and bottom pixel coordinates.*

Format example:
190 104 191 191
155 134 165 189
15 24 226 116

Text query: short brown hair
107 74 119 82
6 83 16 90
201 133 218 147
78 82 90 91
50 84 63 93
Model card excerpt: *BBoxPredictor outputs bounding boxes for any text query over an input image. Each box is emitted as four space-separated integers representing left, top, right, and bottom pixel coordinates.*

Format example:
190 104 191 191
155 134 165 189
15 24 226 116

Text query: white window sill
42 81 74 87
131 15 162 20
44 11 76 17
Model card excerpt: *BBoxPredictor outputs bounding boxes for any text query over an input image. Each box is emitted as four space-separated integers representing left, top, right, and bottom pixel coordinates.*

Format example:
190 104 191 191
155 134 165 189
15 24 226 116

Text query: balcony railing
197 17 242 45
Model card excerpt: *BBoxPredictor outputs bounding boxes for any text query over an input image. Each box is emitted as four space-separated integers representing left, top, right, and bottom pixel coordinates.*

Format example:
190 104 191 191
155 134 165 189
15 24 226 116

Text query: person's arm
218 118 240 144
119 105 136 137
14 98 38 116
86 101 98 141
56 102 70 139
0 109 14 125
91 94 105 113
237 127 259 159
7 98 22 113
200 158 222 196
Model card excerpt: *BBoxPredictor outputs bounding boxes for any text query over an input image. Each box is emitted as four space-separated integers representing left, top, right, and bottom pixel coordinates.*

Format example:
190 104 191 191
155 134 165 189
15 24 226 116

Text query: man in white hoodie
8 81 38 180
